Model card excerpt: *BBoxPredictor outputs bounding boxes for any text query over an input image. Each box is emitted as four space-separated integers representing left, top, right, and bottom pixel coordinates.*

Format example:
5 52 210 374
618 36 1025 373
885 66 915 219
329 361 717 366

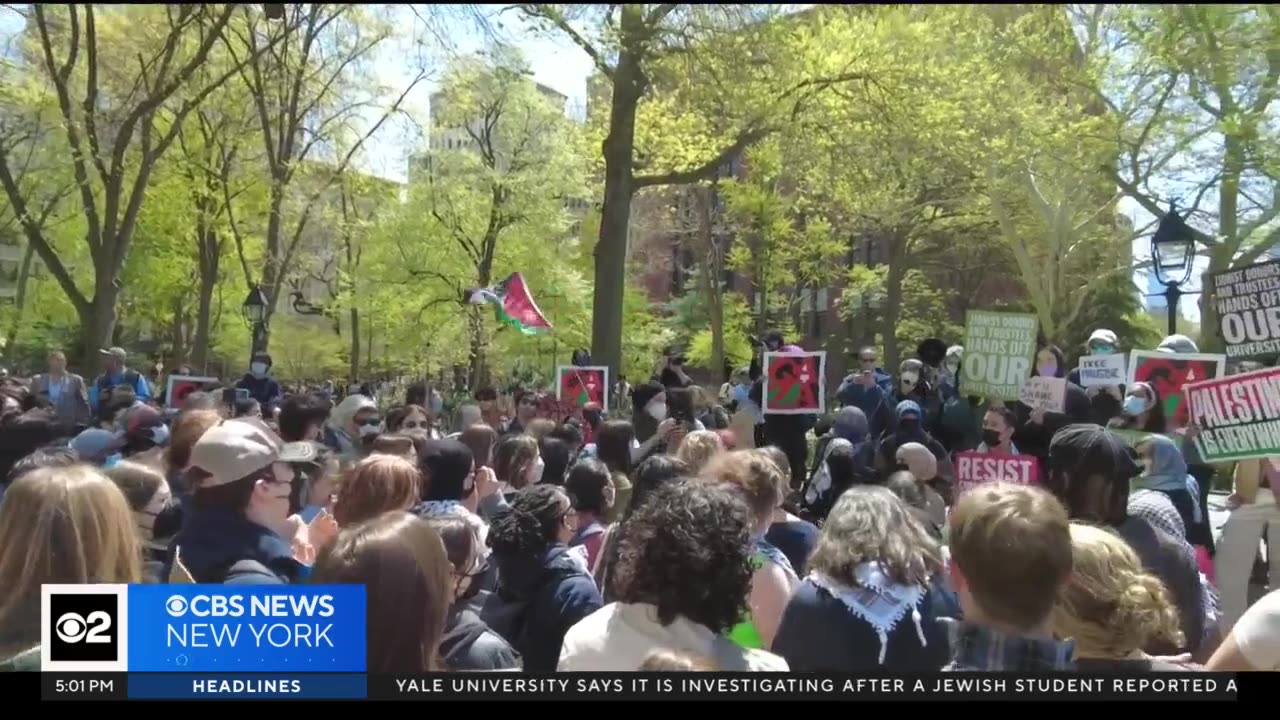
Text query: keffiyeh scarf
808 561 928 665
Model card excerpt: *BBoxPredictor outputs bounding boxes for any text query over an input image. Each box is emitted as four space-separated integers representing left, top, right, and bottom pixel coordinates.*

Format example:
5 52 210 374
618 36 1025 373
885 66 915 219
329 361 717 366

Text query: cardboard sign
960 311 1038 400
1186 366 1280 463
1018 376 1066 413
955 451 1039 495
1210 258 1280 360
556 366 609 414
762 351 826 415
1077 353 1127 387
1128 351 1226 429
165 375 220 410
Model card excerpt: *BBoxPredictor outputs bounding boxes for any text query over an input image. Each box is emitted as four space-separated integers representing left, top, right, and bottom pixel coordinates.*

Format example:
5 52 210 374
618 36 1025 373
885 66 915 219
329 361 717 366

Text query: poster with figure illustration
763 351 826 415
960 311 1038 400
165 375 220 410
556 366 609 414
1127 351 1226 430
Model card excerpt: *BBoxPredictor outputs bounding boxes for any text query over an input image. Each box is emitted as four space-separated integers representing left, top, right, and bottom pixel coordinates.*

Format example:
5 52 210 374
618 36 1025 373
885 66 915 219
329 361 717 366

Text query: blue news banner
35 584 1255 702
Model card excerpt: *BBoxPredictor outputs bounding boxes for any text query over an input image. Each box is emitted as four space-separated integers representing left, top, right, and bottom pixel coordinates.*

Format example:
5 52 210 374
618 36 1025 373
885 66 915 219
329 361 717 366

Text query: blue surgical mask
1123 396 1148 416
1091 344 1114 356
250 362 269 377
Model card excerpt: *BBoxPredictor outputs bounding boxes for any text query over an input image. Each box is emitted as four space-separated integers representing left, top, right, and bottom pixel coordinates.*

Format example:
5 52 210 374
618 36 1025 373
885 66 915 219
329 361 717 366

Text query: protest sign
955 451 1040 495
763 351 826 414
165 375 220 410
1077 353 1127 387
1186 366 1280 463
556 366 609 414
1018 376 1066 413
1210 258 1280 360
960 311 1037 400
1129 351 1226 429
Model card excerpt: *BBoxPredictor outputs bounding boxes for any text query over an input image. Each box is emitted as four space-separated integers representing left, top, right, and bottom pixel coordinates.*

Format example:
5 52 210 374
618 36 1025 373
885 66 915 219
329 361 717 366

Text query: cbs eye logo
49 594 118 662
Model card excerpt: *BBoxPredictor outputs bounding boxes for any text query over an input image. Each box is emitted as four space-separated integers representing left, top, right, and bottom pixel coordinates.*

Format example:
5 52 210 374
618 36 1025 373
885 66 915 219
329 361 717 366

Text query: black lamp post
263 4 286 20
242 285 269 356
1150 204 1197 337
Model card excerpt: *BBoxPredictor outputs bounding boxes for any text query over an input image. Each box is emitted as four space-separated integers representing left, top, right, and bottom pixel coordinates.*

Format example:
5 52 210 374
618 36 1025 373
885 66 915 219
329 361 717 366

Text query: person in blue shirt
835 346 895 442
88 346 150 414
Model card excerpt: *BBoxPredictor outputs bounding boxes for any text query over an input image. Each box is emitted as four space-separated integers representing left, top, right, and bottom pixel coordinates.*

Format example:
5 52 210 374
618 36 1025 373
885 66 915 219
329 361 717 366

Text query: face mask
358 422 381 438
531 456 545 484
250 362 269 377
981 429 1002 448
898 419 920 437
1123 396 1148 417
1037 363 1058 377
945 360 960 375
1090 345 1114 356
148 424 171 447
646 402 667 422
900 372 918 393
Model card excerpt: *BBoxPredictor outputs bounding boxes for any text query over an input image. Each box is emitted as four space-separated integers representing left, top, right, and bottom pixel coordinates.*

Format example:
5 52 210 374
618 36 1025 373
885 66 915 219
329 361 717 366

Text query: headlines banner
37 672 1247 702
1210 258 1280 360
954 451 1039 495
960 311 1038 400
1185 366 1280 463
41 584 366 675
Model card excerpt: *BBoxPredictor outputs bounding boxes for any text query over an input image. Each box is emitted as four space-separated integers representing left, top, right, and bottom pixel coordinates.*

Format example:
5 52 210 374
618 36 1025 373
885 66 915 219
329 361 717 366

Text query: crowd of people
0 328 1277 675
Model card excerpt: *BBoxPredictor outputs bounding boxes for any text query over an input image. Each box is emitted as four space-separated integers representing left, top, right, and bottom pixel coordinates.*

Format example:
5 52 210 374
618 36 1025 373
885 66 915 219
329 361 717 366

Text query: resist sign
955 451 1039 495
961 311 1038 400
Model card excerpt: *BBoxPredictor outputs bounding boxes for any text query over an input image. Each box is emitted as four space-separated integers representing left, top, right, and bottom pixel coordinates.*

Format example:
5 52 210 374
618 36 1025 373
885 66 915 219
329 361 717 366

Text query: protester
691 386 729 430
564 458 615 570
236 352 283 413
1052 523 1199 671
333 453 421 527
324 394 380 461
387 403 441 438
758 446 819 574
0 466 142 671
594 455 690 595
414 438 500 536
835 346 896 444
482 484 602 672
878 400 953 504
30 350 91 427
773 485 950 670
1013 345 1091 463
1107 381 1167 433
1043 424 1204 655
174 420 315 584
525 418 556 441
120 404 170 467
548 423 585 460
538 436 573 486
1068 330 1125 426
165 409 222 501
504 389 537 435
895 442 947 528
702 450 800 650
494 434 541 494
674 429 725 474
71 427 124 466
312 512 452 672
1216 458 1280 630
1133 434 1203 548
890 359 942 436
594 419 636 522
1206 589 1280 671
945 483 1076 671
977 404 1019 454
104 460 180 583
89 346 151 413
559 481 788 671
885 471 943 540
631 382 676 461
425 515 522 671
459 423 499 470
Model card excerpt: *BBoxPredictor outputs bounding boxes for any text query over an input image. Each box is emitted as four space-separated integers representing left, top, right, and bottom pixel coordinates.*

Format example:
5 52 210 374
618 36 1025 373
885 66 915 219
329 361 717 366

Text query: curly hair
674 430 724 474
610 481 754 634
809 484 943 587
488 484 569 558
1052 523 1184 657
700 449 782 520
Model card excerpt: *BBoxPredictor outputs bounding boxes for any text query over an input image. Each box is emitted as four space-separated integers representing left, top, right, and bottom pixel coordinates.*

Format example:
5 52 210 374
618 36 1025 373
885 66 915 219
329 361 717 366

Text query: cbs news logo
41 584 129 671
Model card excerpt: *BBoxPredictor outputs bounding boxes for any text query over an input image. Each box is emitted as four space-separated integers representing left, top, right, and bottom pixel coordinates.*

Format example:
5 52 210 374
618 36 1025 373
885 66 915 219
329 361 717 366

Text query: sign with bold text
1210 259 1280 360
1186 367 1280 463
1077 353 1126 387
1018 376 1066 413
960 311 1038 400
955 451 1040 495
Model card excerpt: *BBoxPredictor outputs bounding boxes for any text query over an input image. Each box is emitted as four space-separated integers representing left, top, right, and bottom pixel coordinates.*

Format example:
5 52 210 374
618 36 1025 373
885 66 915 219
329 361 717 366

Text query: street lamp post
1150 205 1197 337
242 285 270 357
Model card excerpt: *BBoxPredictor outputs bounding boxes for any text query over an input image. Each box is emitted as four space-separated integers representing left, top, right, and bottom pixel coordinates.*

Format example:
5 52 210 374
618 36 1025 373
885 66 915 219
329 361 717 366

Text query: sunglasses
356 417 382 427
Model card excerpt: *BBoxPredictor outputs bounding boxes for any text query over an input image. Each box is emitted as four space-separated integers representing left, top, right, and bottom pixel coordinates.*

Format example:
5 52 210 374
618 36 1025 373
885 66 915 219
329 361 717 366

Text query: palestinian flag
463 272 553 335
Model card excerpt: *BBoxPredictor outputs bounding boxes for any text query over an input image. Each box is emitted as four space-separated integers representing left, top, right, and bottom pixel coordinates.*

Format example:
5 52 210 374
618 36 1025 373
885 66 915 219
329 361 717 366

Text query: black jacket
440 606 521 671
172 506 303 585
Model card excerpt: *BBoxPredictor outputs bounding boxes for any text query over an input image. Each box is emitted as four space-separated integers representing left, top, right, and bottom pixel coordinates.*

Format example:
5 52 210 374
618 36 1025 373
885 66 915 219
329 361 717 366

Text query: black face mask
981 429 1003 448
898 419 920 437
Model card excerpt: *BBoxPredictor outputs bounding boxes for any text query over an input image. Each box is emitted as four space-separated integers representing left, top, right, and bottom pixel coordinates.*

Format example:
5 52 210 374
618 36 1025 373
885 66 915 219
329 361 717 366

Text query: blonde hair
334 454 422 527
0 465 141 656
525 418 556 441
1052 523 1184 657
701 449 782 519
810 484 942 587
639 647 718 671
675 430 725 474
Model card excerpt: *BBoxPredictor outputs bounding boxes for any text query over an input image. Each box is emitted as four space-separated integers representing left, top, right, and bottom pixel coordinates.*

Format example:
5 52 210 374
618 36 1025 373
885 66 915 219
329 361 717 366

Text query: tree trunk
170 297 188 369
81 284 121 373
590 29 646 382
3 242 37 352
883 233 908 371
349 307 361 381
697 188 727 381
191 269 216 373
468 308 489 390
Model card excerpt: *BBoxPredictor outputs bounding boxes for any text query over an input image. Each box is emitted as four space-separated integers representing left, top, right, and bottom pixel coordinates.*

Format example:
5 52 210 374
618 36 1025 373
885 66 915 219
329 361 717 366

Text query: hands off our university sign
961 311 1038 400
1211 259 1280 360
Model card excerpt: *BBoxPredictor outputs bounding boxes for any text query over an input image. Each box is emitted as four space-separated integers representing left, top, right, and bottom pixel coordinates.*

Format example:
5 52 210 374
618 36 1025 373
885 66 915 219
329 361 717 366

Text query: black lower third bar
42 673 128 701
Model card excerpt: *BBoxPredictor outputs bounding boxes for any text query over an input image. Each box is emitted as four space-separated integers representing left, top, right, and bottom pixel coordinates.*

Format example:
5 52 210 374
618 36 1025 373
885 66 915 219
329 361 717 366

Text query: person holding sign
1067 329 1126 426
1107 382 1168 434
1013 345 1089 463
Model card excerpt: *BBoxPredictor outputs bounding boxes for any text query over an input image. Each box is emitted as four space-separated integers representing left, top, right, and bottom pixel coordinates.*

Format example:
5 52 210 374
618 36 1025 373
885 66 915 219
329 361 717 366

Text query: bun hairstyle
1051 523 1184 657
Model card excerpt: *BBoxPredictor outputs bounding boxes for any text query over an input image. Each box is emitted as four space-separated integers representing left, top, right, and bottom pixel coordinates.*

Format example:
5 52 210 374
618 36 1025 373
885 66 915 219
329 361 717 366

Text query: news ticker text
36 672 1249 702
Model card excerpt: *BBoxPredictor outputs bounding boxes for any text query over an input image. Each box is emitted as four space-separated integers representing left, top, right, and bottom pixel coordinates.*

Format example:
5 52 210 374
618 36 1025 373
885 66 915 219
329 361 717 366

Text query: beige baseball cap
99 346 127 362
188 419 285 487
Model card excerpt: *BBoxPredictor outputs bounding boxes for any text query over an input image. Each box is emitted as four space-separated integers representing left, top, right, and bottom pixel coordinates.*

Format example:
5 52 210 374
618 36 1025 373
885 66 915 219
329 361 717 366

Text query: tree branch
634 126 770 188
0 146 90 313
516 4 615 79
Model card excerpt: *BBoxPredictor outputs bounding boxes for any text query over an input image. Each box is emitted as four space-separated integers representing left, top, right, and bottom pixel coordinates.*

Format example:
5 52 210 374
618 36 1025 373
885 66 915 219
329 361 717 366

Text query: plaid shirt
943 621 1074 671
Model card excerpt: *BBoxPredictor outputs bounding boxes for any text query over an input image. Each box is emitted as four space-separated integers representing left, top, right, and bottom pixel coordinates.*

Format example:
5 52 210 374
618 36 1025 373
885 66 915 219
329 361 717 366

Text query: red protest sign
955 451 1039 495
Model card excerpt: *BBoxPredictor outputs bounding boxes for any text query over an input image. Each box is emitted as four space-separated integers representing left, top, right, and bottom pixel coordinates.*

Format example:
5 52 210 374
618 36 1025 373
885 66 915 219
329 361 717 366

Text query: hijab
833 406 869 444
1138 434 1192 494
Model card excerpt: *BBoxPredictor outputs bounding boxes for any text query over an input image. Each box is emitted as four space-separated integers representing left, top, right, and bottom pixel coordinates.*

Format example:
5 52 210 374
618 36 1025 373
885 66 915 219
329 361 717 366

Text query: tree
220 3 425 352
0 5 285 369
517 4 881 379
1075 5 1280 349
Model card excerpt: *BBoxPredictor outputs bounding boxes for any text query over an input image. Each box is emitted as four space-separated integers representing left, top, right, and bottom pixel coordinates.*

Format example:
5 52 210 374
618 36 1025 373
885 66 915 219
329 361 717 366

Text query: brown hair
639 648 718 671
950 483 1073 631
333 454 422 527
701 449 782 520
459 423 498 469
312 512 451 672
525 417 556 441
166 409 222 475
0 465 142 656
370 434 416 459
494 434 539 489
809 484 942 587
1052 523 1184 657
387 404 432 433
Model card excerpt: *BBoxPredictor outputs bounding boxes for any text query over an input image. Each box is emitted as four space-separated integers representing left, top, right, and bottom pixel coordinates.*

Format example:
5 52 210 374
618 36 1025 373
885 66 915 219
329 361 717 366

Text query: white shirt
1234 589 1280 670
558 601 788 672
